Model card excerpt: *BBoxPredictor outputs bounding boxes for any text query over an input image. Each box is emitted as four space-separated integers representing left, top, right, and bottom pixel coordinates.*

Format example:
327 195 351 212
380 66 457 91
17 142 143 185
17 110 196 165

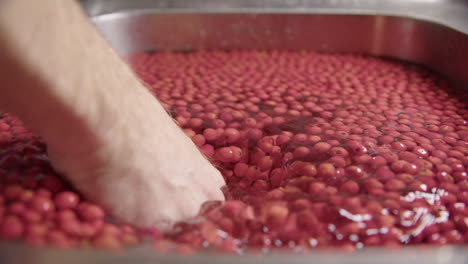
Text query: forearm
0 0 171 166
0 0 225 227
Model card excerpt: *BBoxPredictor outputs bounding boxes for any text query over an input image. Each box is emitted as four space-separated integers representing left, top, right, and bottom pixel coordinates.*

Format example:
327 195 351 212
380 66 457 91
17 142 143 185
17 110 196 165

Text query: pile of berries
0 50 466 254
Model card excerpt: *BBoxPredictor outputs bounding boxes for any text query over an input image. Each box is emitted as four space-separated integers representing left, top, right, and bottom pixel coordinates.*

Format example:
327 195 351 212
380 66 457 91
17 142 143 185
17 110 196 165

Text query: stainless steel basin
85 0 468 89
1 0 467 263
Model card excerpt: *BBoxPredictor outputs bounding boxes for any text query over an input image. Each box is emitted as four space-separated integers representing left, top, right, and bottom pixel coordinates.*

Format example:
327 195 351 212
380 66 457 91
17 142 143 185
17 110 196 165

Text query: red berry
1 215 24 239
29 196 55 214
54 191 80 210
77 203 104 221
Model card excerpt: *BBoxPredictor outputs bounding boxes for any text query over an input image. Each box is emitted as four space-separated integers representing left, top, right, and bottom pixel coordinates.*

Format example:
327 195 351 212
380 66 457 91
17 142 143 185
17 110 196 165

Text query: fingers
49 122 226 229
201 167 226 201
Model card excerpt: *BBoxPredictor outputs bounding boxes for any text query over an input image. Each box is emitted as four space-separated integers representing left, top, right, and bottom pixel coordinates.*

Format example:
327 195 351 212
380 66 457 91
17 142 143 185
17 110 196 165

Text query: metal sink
1 0 467 263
